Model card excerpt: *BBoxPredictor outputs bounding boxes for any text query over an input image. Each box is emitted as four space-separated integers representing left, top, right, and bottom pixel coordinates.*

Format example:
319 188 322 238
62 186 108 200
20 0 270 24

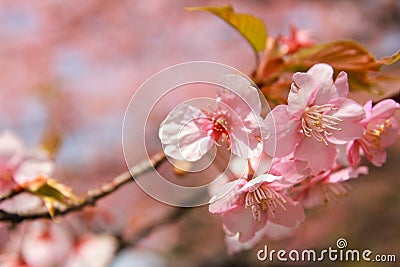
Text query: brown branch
0 151 166 224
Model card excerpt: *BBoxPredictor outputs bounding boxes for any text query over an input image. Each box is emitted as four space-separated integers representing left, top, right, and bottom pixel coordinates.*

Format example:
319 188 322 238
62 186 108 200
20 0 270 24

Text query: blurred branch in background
117 206 190 251
0 151 166 224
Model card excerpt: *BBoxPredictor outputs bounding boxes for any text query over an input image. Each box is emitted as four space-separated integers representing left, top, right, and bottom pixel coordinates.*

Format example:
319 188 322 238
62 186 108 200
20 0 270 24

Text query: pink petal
240 174 281 193
298 184 326 209
329 97 365 119
327 117 366 144
353 166 369 177
309 170 331 184
209 180 246 214
360 100 373 126
264 105 302 157
371 99 400 120
307 63 334 89
225 220 297 255
208 173 231 197
326 98 366 144
327 166 368 183
222 206 267 242
249 151 273 176
288 73 317 118
294 137 337 175
346 140 361 167
333 71 349 97
268 194 305 227
309 64 338 105
380 117 400 147
218 74 262 115
367 148 387 167
229 113 265 158
264 221 297 240
225 232 264 255
271 159 307 185
336 144 350 166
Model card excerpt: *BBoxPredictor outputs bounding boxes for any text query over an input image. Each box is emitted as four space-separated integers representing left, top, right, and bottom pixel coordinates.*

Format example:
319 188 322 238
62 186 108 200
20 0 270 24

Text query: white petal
240 174 281 192
0 131 24 164
14 159 55 184
218 74 262 115
229 111 265 159
159 104 213 161
307 63 334 91
65 234 118 267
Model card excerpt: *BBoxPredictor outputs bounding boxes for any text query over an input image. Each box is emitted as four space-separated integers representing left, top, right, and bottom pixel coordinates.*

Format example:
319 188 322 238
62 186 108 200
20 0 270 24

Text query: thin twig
119 207 190 250
0 151 166 224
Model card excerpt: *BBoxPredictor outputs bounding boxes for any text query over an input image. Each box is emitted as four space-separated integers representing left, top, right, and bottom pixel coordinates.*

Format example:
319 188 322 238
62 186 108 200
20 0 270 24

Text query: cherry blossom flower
20 221 73 267
0 131 55 194
347 99 400 167
279 24 314 54
209 174 305 243
159 74 267 162
292 165 368 209
265 63 366 175
65 234 118 267
0 131 56 213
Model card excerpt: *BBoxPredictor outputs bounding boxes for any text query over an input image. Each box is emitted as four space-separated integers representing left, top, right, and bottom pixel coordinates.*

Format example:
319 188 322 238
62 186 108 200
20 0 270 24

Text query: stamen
301 104 342 145
200 108 232 149
323 182 351 205
359 119 393 154
245 186 287 221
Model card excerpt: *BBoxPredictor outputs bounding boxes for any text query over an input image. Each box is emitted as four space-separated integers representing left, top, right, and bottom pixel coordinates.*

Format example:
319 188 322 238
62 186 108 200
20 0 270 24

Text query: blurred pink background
0 0 399 266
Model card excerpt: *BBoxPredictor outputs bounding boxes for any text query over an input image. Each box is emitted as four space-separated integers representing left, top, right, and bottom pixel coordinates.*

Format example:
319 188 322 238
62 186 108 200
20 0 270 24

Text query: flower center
245 185 286 221
360 119 393 154
301 104 342 145
200 108 232 148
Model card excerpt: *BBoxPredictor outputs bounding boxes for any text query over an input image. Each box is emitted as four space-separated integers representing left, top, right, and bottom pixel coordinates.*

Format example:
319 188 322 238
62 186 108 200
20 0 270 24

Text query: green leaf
23 177 81 220
25 178 79 202
186 5 267 54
